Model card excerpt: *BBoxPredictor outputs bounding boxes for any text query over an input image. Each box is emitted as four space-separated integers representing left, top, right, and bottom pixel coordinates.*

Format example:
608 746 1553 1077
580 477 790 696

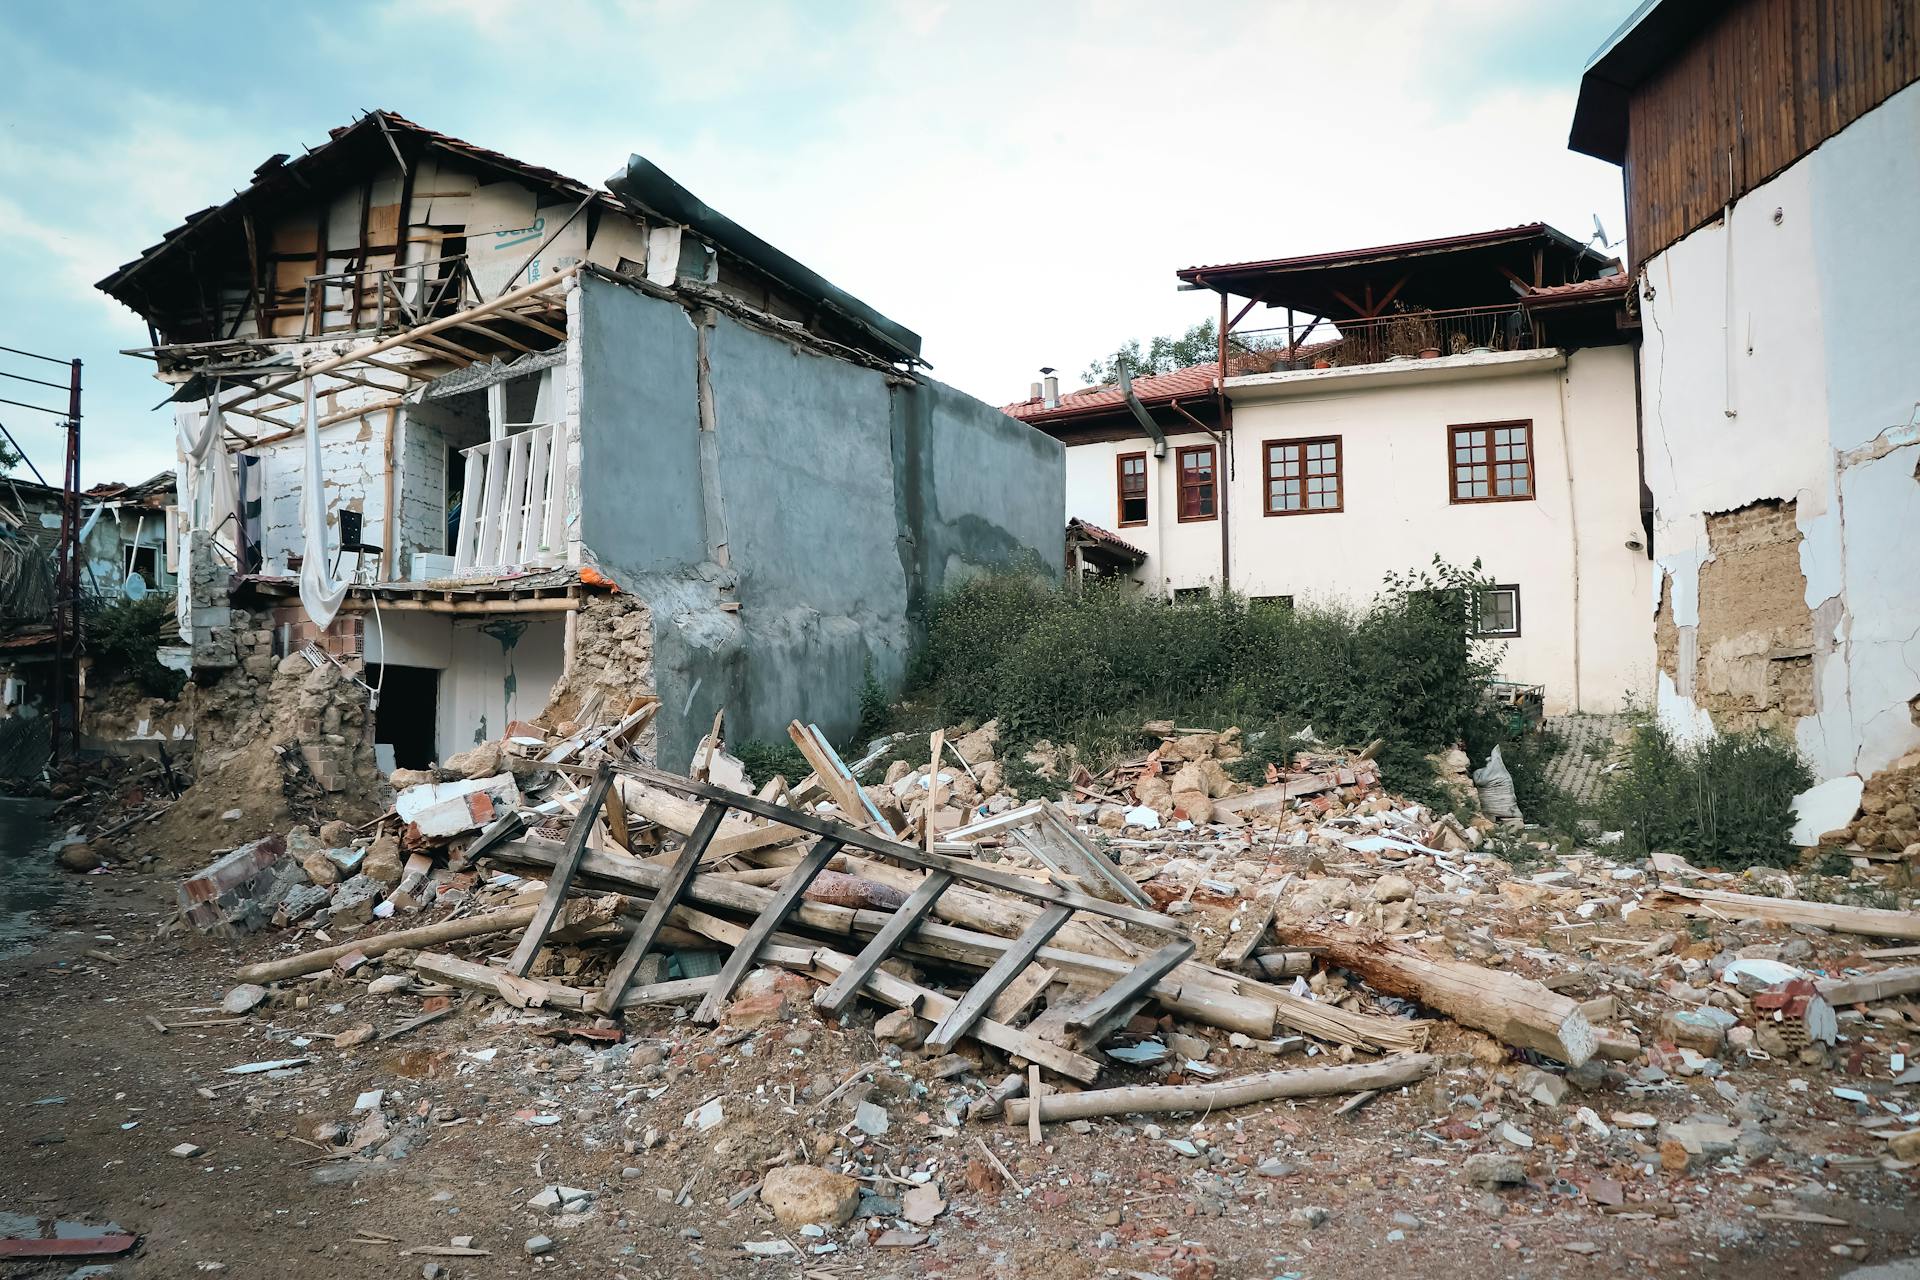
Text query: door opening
367 664 438 770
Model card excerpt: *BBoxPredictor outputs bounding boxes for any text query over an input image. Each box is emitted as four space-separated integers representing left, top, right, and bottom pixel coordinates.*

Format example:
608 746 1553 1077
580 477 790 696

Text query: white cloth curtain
175 387 239 632
298 376 349 631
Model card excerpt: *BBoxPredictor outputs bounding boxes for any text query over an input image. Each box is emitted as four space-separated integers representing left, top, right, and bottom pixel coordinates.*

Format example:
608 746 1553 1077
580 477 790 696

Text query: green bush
86 595 186 699
732 738 807 789
911 559 1501 769
1599 723 1812 868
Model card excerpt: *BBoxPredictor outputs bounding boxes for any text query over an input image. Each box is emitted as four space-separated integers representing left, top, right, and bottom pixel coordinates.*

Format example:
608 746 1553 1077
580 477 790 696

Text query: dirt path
3 859 1918 1278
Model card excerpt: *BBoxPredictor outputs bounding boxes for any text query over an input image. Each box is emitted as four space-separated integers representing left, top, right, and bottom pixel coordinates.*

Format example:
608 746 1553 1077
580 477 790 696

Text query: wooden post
596 800 727 1012
506 764 611 977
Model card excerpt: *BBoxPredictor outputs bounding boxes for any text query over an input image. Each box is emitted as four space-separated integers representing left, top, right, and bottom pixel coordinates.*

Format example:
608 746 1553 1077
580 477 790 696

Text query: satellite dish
123 573 148 601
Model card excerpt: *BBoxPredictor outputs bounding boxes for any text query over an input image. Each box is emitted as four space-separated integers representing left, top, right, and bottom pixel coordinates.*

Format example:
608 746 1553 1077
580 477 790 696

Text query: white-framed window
1473 584 1522 637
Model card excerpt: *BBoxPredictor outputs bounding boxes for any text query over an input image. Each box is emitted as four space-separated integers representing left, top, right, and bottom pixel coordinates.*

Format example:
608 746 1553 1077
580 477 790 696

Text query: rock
390 768 438 790
1887 1130 1920 1160
55 842 100 873
298 829 341 887
329 874 381 925
901 1184 945 1225
1171 789 1214 824
760 1166 861 1228
1663 1120 1739 1159
444 740 504 780
874 1007 931 1048
170 1142 204 1158
954 720 999 766
317 820 355 847
333 1025 376 1048
1515 1068 1568 1107
722 967 811 1028
367 973 411 997
1371 874 1415 903
524 1234 554 1257
527 1185 595 1215
853 1100 890 1135
222 983 268 1015
1464 1153 1527 1187
1288 1205 1332 1228
362 833 403 886
1659 1007 1735 1056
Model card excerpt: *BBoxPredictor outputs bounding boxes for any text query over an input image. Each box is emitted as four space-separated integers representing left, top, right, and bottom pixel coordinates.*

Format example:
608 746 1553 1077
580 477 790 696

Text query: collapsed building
94 111 1063 822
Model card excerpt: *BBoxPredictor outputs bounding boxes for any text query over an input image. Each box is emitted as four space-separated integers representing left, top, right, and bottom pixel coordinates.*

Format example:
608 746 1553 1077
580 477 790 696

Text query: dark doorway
368 664 438 770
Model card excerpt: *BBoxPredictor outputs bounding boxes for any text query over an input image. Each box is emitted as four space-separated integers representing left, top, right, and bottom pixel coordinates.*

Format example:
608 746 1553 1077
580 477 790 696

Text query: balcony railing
299 254 479 340
1239 303 1543 372
452 423 568 573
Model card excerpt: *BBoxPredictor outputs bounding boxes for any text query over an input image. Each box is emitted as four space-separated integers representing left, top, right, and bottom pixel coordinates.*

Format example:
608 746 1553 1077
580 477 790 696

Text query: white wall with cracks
1640 79 1920 784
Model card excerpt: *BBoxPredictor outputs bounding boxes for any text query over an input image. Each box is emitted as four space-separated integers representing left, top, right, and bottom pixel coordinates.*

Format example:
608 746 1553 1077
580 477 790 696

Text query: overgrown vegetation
911 559 1502 772
733 738 807 790
1598 723 1812 868
86 595 186 699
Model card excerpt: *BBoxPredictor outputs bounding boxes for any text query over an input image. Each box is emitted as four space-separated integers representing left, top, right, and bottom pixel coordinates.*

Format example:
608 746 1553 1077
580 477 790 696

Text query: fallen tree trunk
1647 887 1920 941
613 777 805 861
1297 929 1596 1067
1004 1053 1436 1124
233 905 538 984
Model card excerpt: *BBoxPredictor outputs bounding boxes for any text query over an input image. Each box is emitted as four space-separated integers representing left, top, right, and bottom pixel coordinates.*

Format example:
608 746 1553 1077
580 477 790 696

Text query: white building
1570 0 1920 789
1008 226 1653 715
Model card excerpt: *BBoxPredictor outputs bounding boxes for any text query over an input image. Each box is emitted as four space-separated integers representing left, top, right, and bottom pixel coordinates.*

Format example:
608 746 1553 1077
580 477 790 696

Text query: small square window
1264 436 1342 515
1450 422 1534 503
1473 584 1522 637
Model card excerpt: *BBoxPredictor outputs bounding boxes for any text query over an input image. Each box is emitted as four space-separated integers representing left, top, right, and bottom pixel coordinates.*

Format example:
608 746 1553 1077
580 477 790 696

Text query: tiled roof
1178 224 1559 280
1066 517 1147 564
1003 338 1343 422
1523 274 1632 300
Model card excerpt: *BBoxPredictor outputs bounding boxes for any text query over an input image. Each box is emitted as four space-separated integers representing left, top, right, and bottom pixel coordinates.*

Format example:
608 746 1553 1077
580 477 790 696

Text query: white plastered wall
362 609 567 758
1058 350 1652 713
1640 79 1920 781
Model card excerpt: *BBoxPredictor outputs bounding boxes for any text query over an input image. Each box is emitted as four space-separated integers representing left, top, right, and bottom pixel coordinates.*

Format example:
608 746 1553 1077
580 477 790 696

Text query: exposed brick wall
1689 498 1816 731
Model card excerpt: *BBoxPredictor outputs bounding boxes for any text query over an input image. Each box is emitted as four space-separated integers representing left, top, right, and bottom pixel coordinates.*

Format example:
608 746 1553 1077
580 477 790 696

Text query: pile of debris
167 709 1920 1261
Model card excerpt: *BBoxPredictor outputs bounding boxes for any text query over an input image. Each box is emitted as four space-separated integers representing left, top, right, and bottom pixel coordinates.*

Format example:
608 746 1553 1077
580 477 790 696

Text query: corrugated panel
1624 0 1919 265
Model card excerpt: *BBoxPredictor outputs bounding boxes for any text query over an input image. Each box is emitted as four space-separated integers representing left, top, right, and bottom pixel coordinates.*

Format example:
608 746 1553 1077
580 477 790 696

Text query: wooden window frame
1176 443 1217 523
1263 435 1343 516
1473 583 1522 638
1449 420 1535 504
1115 451 1149 528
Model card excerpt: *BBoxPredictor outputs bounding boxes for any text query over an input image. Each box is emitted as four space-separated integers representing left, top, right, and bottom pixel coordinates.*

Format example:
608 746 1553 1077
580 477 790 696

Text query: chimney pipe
1030 381 1042 402
1041 368 1060 409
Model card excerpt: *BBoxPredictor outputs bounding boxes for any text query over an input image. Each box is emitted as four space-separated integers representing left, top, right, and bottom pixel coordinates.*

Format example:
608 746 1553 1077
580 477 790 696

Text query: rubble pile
128 710 1920 1267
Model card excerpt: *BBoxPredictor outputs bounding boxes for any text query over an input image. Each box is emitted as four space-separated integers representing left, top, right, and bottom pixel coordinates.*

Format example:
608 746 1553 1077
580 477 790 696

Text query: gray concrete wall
572 272 1063 769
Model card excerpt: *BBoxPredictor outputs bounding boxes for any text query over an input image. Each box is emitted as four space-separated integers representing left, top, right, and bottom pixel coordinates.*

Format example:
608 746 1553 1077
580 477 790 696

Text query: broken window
1177 444 1216 522
1450 422 1533 502
1265 436 1342 514
1116 452 1148 526
1473 584 1522 637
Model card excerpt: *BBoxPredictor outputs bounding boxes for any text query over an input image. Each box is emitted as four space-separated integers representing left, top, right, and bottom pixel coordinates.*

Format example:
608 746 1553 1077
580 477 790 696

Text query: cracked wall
1641 78 1920 784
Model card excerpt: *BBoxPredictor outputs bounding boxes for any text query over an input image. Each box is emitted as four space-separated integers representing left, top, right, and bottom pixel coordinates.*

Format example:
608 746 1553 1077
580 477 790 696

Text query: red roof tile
1066 517 1147 564
1003 338 1344 422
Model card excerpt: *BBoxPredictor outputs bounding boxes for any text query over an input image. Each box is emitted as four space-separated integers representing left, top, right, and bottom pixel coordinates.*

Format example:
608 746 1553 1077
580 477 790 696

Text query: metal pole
51 358 82 760
1215 291 1231 593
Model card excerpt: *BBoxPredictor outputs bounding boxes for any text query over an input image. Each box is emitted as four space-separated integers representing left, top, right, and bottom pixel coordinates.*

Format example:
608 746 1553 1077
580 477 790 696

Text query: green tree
0 436 19 473
1080 318 1274 387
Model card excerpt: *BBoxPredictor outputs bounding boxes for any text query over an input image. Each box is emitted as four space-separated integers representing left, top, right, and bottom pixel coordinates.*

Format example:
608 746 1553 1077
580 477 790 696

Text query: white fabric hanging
174 388 240 633
298 376 349 631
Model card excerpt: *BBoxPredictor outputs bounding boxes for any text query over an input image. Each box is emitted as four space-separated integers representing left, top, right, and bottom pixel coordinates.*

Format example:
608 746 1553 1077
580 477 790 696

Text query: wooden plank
692 837 844 1023
1648 886 1920 941
1818 965 1920 1006
1031 802 1152 907
810 948 1100 1084
987 962 1058 1025
926 905 1074 1053
1217 900 1277 969
595 800 727 1012
788 721 894 835
1068 938 1197 1049
814 870 953 1016
924 729 946 852
506 765 610 977
598 761 1177 932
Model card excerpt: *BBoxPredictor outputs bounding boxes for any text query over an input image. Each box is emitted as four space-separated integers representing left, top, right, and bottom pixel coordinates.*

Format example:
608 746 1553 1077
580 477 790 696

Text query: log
1818 965 1920 1006
1646 886 1920 941
1005 1054 1437 1124
233 906 538 984
410 951 592 1010
1298 930 1595 1066
612 777 804 861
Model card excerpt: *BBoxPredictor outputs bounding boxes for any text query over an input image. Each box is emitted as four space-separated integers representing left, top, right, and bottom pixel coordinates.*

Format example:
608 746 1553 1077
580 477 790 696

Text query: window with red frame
1177 444 1216 521
1116 452 1148 526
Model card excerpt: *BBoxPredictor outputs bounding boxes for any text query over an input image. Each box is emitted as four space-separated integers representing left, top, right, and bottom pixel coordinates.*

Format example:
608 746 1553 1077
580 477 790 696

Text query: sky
0 0 1638 487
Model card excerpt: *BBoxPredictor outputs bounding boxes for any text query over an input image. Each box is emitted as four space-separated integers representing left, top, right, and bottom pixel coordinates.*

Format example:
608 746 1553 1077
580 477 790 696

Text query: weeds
733 739 807 789
1599 723 1812 868
911 559 1501 770
86 595 186 699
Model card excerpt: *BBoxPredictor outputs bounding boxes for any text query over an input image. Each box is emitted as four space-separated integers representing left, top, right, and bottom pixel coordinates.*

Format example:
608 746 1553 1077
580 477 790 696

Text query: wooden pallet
498 760 1191 1073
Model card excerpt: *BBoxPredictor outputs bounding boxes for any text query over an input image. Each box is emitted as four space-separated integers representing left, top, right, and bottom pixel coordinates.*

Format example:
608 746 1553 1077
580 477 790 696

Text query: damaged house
95 111 1062 809
1570 0 1920 810
1008 225 1651 715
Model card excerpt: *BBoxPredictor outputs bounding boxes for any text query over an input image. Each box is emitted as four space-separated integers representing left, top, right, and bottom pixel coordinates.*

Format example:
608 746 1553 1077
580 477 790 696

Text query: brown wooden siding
1625 0 1919 265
